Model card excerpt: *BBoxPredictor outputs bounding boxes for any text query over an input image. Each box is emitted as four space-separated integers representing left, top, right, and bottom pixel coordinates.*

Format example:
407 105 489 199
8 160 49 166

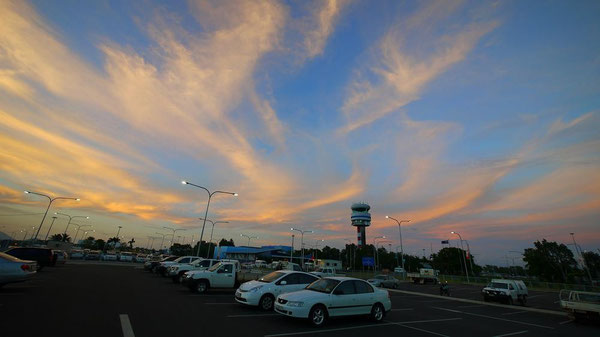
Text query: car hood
240 280 269 291
278 289 329 302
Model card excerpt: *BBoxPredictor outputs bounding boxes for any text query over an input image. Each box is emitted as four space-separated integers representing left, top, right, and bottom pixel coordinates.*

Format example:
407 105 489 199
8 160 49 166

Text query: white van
482 279 528 305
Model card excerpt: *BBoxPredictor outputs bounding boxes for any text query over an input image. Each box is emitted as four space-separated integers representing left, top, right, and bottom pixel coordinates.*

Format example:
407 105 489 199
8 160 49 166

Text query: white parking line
558 320 573 325
391 308 414 311
119 314 135 337
432 307 554 329
501 311 528 316
228 313 280 318
493 330 528 337
457 304 485 308
203 303 237 305
263 318 461 337
392 323 449 337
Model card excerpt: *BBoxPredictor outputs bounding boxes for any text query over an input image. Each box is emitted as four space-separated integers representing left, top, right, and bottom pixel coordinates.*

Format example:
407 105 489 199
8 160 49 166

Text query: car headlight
249 285 264 292
287 301 304 307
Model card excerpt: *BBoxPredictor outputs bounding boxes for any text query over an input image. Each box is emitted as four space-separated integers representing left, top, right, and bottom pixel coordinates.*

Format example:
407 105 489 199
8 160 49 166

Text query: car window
334 281 356 295
354 280 375 293
222 264 233 273
199 260 212 268
306 278 340 293
280 273 301 285
297 273 319 284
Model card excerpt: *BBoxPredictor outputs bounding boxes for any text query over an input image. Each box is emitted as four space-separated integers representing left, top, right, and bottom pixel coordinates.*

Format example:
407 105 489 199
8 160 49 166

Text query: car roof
323 276 360 281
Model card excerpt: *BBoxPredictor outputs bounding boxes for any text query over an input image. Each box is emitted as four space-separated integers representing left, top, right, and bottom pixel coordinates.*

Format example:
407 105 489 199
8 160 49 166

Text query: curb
387 288 567 317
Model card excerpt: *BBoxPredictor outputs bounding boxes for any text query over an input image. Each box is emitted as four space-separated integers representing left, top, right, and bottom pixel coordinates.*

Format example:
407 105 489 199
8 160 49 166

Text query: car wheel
259 294 275 311
195 280 208 294
309 305 327 327
177 272 186 284
370 303 385 322
507 297 513 305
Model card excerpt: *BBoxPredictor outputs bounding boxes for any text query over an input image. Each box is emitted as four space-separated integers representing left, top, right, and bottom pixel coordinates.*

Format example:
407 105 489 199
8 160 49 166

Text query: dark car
144 255 177 273
3 247 55 271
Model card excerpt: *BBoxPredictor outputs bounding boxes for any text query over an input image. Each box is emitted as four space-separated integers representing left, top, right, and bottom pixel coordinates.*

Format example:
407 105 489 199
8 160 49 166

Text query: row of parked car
70 249 150 262
143 255 393 326
0 246 70 288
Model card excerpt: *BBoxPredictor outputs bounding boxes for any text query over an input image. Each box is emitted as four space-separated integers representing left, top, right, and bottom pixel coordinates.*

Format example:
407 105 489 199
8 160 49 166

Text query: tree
128 238 135 249
218 238 235 247
523 239 577 283
50 233 71 242
431 247 469 275
94 239 106 251
171 243 193 256
583 251 600 278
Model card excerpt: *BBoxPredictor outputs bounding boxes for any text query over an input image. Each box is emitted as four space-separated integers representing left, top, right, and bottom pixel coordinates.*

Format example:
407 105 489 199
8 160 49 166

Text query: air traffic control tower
351 202 371 248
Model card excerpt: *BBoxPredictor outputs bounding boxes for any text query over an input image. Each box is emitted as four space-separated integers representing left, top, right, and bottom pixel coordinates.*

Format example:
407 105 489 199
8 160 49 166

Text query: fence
438 274 600 293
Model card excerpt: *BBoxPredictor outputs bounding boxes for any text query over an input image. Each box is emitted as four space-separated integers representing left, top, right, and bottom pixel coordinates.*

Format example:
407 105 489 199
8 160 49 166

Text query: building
214 245 292 262
315 259 343 271
351 202 371 248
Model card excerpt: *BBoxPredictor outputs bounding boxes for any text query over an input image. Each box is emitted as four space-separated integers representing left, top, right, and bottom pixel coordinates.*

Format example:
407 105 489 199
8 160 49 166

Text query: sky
0 0 599 265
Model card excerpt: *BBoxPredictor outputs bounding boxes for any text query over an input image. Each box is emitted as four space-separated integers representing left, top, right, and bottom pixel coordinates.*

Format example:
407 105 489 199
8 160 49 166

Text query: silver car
367 274 400 289
0 252 37 288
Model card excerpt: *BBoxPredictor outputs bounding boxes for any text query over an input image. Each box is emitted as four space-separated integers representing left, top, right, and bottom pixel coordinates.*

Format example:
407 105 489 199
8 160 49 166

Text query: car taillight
21 264 30 271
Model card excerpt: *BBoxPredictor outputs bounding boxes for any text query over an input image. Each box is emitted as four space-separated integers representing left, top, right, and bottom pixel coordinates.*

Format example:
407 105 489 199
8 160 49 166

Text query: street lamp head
451 231 455 234
233 193 238 197
85 216 89 219
385 215 389 219
76 198 81 201
24 191 29 194
181 180 187 185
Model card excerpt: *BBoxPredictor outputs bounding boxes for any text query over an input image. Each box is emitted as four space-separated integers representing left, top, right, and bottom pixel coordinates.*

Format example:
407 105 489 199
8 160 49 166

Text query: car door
353 280 376 314
329 280 357 317
212 263 235 287
274 273 299 296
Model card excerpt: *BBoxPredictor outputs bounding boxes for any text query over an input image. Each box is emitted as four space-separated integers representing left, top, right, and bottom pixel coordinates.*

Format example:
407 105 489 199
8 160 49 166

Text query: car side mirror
280 281 287 285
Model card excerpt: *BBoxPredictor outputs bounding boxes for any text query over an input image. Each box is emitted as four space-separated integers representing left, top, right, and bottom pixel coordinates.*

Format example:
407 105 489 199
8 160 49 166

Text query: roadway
1 262 598 337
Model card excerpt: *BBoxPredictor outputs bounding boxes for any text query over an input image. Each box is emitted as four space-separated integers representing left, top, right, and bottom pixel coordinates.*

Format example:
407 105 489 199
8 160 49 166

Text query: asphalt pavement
1 262 598 337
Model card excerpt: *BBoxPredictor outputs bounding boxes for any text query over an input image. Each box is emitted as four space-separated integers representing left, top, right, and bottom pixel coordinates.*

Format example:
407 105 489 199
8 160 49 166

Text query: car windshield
258 271 285 283
162 256 177 262
375 275 386 280
208 262 223 272
490 282 508 289
306 278 340 293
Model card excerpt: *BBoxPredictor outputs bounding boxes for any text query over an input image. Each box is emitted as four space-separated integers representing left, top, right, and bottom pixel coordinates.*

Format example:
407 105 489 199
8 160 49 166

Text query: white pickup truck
407 268 439 284
182 260 243 293
559 289 600 321
167 258 221 283
310 267 340 277
482 279 528 305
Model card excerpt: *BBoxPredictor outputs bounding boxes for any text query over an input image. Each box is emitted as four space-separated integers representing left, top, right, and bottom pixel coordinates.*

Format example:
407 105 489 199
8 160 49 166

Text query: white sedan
0 252 37 287
235 270 319 310
275 277 392 326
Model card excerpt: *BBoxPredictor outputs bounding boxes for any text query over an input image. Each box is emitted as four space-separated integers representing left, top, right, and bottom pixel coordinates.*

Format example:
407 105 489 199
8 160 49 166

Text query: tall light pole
44 216 58 241
240 234 258 246
290 234 295 262
373 236 386 272
451 231 470 283
312 239 324 266
155 232 168 251
24 190 80 241
72 223 92 244
344 238 352 270
55 212 89 242
570 233 593 284
162 226 186 250
291 227 313 270
386 216 410 273
199 218 229 258
182 180 237 257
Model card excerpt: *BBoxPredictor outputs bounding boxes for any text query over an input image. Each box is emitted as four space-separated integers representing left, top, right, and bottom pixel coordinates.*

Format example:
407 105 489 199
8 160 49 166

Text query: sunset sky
1 0 599 265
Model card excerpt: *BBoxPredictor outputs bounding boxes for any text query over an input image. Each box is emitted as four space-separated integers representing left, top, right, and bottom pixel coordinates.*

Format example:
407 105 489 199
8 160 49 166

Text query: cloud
302 0 349 59
340 2 498 134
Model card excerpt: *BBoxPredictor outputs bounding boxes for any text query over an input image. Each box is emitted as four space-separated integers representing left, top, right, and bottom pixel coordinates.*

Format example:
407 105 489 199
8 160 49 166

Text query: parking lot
1 262 598 337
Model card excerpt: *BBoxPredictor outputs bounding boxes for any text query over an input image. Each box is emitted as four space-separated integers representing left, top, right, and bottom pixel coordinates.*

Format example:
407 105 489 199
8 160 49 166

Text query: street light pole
570 233 593 284
55 212 89 242
72 224 92 244
240 234 258 246
373 236 386 272
451 231 470 283
44 216 58 241
290 234 295 262
182 180 237 257
199 218 229 259
291 227 313 270
155 232 168 251
24 190 80 241
386 216 410 273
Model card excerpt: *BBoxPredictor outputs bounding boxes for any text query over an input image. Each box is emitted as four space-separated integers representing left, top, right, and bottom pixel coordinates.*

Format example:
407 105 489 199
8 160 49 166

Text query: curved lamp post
240 233 258 246
182 180 237 257
373 236 386 272
385 216 410 272
24 190 79 241
199 218 229 258
291 227 313 270
451 231 470 283
55 212 89 242
72 223 92 244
